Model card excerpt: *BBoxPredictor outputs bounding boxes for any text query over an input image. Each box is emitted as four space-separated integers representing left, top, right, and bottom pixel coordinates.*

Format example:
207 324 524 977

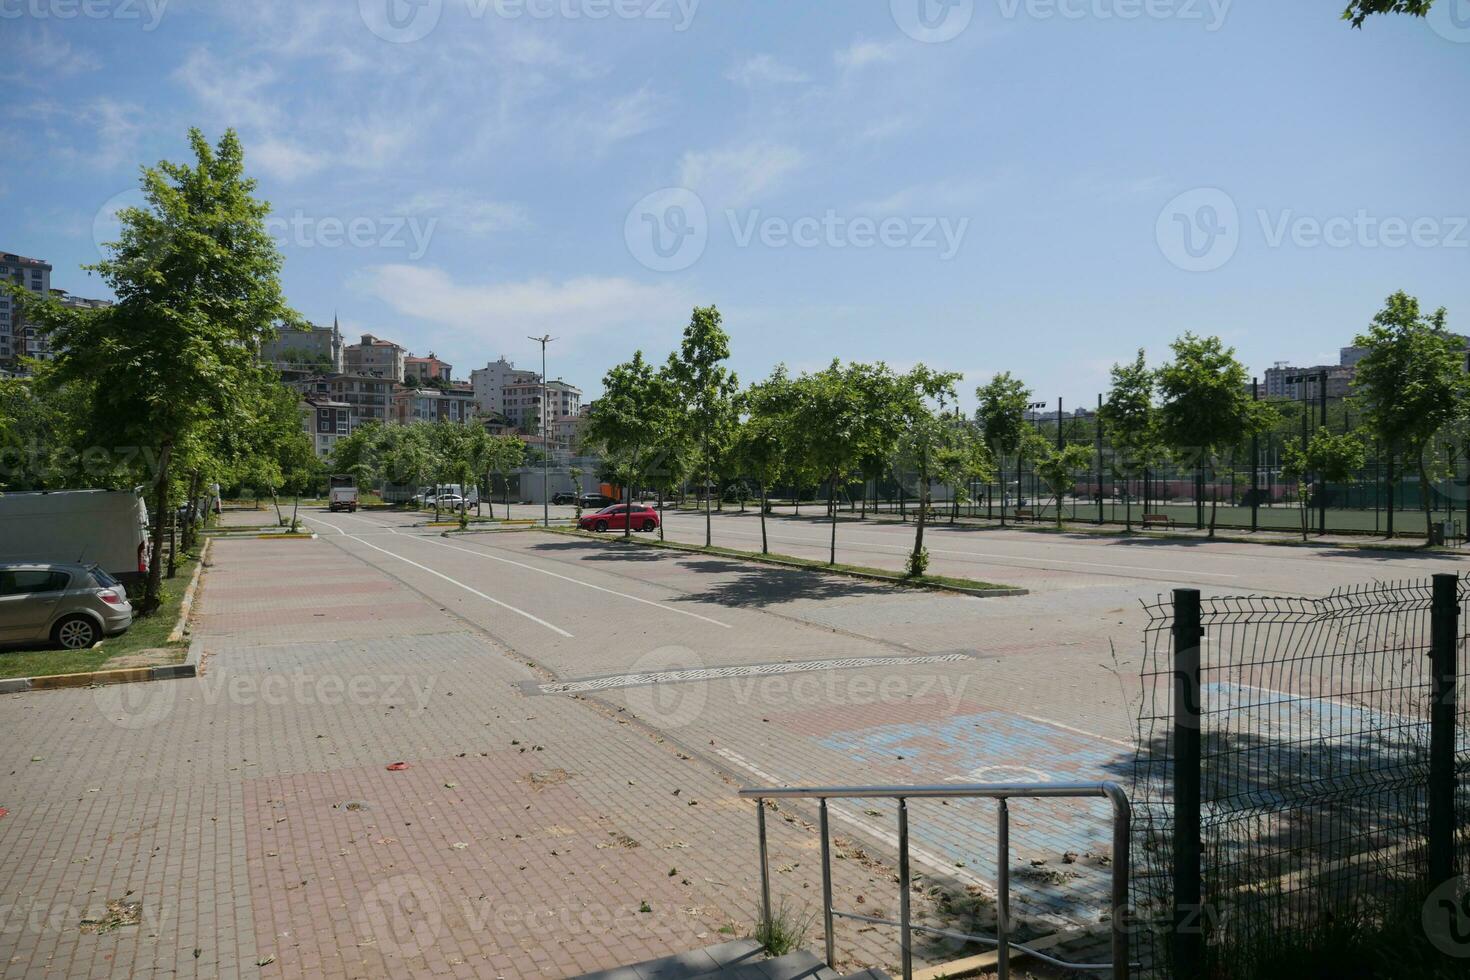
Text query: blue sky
3 0 1468 411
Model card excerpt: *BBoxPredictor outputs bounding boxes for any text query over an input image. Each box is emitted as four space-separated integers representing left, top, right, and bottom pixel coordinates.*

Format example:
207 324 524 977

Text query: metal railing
739 782 1134 980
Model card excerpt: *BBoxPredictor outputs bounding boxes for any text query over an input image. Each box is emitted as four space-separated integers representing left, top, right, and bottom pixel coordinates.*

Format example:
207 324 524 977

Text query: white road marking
419 536 734 629
327 529 574 638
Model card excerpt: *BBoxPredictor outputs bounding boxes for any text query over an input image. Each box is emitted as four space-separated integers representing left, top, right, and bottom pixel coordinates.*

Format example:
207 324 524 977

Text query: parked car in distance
0 562 133 650
552 492 578 506
579 504 660 533
434 494 465 508
579 493 616 510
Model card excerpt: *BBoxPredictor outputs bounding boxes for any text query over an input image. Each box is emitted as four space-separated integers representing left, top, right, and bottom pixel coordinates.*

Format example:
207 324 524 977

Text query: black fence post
1430 573 1459 887
1172 588 1204 976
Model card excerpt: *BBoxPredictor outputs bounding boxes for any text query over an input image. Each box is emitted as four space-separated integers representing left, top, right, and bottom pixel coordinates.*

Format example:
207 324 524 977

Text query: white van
0 489 152 587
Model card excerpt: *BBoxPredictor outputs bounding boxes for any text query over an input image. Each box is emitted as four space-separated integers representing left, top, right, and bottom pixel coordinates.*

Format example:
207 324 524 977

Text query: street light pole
528 334 557 528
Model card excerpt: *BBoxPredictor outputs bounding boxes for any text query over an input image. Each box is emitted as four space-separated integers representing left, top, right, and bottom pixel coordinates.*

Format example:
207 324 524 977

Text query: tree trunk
1208 471 1219 539
144 440 173 614
270 486 283 526
704 462 713 548
910 470 928 577
625 477 634 540
183 470 202 551
1419 454 1436 547
760 484 769 554
999 457 1008 527
659 488 665 542
828 472 838 565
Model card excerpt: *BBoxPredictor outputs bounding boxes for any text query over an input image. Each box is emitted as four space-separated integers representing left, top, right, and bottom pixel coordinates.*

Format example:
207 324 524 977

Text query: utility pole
528 334 556 528
1250 377 1260 533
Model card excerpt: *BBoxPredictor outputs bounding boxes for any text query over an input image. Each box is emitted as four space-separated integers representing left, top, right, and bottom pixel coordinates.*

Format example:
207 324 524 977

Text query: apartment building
263 319 345 377
344 333 407 380
297 374 393 427
470 356 539 417
405 353 453 385
301 393 353 457
0 252 51 366
392 382 477 425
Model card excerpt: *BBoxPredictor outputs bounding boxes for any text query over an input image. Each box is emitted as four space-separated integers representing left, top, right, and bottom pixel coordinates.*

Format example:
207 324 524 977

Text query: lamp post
528 334 557 528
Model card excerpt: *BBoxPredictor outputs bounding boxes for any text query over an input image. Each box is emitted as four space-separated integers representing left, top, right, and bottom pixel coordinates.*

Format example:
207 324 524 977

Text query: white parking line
417 536 734 629
330 530 574 638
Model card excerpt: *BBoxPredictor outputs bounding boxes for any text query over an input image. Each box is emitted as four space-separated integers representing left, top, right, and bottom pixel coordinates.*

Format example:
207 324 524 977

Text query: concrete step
572 941 891 980
574 939 764 980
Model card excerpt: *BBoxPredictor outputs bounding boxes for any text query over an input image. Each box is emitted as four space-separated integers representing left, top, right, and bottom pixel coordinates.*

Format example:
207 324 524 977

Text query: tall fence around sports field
1127 575 1467 977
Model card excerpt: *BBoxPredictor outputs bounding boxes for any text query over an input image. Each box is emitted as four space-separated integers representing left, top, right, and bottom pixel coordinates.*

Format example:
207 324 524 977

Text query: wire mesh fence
1128 576 1470 977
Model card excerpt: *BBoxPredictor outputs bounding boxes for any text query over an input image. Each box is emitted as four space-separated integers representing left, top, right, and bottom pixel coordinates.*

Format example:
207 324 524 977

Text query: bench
1142 513 1175 530
1013 508 1039 522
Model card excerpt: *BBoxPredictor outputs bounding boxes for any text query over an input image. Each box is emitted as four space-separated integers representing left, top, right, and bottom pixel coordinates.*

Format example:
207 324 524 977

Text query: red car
580 504 660 533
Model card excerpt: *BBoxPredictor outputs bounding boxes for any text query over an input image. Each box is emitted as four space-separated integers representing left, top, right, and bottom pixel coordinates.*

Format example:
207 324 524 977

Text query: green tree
667 306 739 547
898 367 964 577
737 366 797 554
792 361 903 565
1343 0 1435 27
22 129 301 610
1098 349 1160 532
1351 291 1466 541
1281 429 1367 541
1028 434 1096 528
1156 333 1271 539
976 373 1031 526
586 351 681 540
934 414 994 525
483 434 527 519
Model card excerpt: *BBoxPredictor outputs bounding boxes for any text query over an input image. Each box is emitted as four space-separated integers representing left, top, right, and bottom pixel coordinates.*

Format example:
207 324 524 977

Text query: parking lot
2 505 1463 977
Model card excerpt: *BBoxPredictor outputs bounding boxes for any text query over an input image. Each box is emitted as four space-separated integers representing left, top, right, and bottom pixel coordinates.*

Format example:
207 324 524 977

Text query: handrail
738 781 1132 980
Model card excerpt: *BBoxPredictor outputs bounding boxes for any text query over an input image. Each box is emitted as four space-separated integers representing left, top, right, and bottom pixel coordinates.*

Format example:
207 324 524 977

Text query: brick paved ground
5 507 1452 978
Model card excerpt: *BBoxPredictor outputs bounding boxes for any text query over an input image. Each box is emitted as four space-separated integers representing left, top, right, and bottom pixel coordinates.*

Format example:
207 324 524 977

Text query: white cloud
353 265 690 341
399 192 529 236
562 85 667 157
677 143 805 209
857 176 1003 214
172 48 278 130
727 55 809 87
253 138 331 181
4 27 100 80
834 40 899 72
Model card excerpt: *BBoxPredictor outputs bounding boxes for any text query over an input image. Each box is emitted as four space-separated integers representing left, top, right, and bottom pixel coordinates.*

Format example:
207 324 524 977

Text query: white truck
0 488 152 587
328 475 359 513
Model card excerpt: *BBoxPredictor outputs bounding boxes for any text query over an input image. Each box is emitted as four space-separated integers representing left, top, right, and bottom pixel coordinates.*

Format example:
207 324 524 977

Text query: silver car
0 562 134 650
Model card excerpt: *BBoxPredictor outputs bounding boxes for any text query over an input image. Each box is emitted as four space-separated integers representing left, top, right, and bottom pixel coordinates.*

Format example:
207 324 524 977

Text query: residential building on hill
263 318 345 377
471 356 539 417
344 333 407 380
405 353 453 385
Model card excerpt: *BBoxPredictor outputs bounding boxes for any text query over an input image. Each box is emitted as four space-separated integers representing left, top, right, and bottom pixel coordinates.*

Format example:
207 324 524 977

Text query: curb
539 527 1028 599
168 537 209 643
0 640 199 695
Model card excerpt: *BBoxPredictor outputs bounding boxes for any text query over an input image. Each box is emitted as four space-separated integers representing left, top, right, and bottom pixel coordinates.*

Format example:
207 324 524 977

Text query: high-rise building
0 252 52 367
470 357 539 417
